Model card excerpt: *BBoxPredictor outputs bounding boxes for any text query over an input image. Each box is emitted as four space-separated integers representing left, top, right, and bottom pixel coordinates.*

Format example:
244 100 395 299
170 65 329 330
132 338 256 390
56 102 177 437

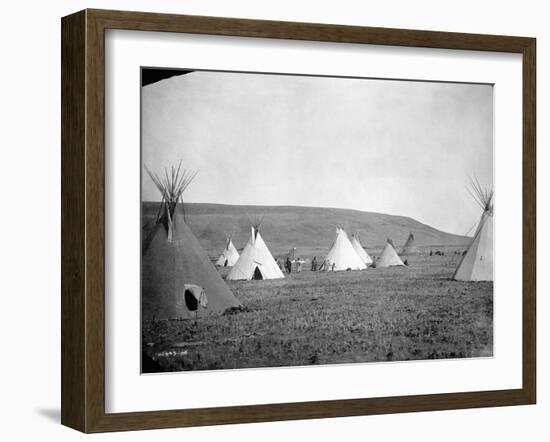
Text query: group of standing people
275 255 325 273
285 257 305 273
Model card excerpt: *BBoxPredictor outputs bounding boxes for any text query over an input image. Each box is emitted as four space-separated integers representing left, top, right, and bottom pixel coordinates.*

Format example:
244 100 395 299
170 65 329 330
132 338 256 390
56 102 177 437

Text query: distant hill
142 202 469 259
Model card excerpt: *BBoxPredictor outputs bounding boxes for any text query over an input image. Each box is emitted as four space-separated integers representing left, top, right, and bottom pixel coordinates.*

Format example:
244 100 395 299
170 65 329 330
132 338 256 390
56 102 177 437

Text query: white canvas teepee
453 181 493 282
321 228 367 271
216 236 240 267
227 225 284 280
351 234 373 265
377 240 405 267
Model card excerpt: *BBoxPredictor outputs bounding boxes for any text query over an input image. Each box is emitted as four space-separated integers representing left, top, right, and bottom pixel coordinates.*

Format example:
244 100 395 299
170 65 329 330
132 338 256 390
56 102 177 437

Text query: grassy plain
142 247 493 372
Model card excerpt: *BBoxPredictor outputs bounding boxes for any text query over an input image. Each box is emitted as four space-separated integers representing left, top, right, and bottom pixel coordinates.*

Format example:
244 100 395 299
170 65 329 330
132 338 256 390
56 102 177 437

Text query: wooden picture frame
61 9 536 433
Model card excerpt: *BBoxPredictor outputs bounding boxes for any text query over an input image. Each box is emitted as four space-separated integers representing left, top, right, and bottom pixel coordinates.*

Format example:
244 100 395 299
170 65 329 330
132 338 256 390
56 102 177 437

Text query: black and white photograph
2 0 544 438
140 68 494 373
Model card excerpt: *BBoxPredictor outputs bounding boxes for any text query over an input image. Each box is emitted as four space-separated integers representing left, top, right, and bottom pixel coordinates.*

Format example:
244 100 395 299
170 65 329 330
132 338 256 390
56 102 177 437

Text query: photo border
61 9 536 433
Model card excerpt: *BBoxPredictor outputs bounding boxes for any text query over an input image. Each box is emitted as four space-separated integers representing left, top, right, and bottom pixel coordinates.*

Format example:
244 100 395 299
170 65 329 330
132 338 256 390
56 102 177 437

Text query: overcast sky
142 70 493 236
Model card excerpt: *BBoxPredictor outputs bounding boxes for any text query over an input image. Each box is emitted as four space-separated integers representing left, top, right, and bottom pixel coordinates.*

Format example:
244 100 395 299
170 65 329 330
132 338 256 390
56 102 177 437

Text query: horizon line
141 200 471 239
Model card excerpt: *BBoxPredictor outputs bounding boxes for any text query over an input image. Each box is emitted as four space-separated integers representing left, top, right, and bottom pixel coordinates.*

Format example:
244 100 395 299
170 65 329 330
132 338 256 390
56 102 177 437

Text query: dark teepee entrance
252 267 263 280
184 288 199 311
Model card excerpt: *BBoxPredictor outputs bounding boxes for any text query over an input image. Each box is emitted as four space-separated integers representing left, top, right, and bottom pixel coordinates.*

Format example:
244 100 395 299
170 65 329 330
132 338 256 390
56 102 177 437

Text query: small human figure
429 250 433 256
331 262 336 272
296 259 302 273
285 257 292 274
311 256 317 271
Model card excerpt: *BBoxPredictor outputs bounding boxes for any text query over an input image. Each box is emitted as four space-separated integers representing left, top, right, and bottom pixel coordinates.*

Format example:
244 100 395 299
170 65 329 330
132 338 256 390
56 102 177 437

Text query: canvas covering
215 237 240 267
227 227 285 280
453 211 493 281
351 234 374 265
377 241 405 267
142 204 241 320
322 228 367 271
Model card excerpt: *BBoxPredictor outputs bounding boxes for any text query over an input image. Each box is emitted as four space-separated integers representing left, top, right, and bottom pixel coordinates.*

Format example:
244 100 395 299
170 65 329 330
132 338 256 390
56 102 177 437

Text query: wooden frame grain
61 9 536 433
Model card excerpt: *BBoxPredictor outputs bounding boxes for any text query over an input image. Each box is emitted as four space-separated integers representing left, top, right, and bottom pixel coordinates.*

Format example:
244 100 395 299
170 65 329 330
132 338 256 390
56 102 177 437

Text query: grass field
142 247 493 372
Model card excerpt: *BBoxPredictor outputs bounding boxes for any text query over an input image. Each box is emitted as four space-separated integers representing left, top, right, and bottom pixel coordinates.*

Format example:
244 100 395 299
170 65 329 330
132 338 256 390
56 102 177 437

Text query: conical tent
377 240 405 267
216 236 240 267
351 234 373 265
453 181 493 282
321 228 367 271
400 232 417 255
227 225 285 280
142 164 241 320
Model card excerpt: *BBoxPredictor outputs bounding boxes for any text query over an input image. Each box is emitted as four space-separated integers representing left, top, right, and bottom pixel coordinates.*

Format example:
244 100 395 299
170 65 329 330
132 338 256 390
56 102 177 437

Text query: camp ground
140 70 494 373
140 190 493 373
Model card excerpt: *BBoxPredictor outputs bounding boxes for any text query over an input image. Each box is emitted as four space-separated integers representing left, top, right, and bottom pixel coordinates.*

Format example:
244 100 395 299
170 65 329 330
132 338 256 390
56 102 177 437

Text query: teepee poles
145 161 198 238
467 175 493 214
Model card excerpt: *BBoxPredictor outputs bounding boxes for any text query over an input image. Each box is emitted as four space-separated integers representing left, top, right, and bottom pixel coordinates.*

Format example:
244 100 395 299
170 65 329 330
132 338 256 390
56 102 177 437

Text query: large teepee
351 234 373 265
321 228 367 271
453 180 493 282
400 232 417 255
216 235 240 267
227 220 284 281
377 239 405 267
142 164 241 320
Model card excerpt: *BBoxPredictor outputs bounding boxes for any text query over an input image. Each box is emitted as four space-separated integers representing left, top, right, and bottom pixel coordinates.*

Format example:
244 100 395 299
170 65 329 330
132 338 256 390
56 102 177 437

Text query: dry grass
142 249 492 372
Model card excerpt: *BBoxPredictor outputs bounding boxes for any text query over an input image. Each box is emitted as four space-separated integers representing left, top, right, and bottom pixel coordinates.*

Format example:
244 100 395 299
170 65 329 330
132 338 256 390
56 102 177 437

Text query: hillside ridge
142 202 469 257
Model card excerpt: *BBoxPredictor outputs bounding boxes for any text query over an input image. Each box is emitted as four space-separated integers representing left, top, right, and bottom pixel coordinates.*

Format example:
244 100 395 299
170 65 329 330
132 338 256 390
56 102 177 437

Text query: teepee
377 239 405 267
321 228 367 271
351 234 373 265
227 220 284 281
453 180 493 282
400 232 417 255
216 235 240 267
142 163 241 320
